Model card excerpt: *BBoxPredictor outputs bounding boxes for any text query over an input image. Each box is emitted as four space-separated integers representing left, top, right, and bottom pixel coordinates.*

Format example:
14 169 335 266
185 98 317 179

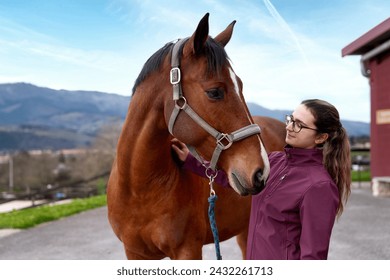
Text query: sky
1 0 389 123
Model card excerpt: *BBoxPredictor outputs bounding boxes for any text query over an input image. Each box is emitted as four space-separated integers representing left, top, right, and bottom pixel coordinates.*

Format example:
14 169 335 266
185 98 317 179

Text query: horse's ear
214 20 236 47
184 13 209 56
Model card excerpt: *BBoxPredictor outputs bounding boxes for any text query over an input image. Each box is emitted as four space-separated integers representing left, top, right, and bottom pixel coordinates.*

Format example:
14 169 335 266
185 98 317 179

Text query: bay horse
107 13 286 260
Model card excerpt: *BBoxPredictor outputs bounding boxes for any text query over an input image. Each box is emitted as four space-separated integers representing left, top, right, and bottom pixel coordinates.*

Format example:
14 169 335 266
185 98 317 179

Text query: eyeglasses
285 115 318 133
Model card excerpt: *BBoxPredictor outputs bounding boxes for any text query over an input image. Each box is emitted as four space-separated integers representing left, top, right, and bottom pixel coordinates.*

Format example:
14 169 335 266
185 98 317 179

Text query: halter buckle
170 67 181 85
216 133 233 150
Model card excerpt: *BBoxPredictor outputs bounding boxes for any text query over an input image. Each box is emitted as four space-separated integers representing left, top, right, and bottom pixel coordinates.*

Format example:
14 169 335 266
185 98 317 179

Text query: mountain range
0 83 370 151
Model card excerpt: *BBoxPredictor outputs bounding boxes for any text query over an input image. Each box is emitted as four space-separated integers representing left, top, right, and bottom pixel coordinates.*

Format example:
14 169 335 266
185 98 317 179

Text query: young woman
171 99 351 260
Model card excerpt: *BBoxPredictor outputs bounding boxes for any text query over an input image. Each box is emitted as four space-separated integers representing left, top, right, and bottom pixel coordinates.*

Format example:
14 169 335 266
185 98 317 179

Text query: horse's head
166 13 271 196
133 13 270 195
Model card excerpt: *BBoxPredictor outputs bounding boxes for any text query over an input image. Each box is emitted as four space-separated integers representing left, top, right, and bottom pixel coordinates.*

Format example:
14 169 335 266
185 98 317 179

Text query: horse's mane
132 38 230 95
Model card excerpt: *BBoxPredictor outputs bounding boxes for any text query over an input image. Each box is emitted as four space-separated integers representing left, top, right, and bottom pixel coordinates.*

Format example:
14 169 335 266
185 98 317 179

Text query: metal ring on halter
175 96 187 109
206 167 218 196
205 167 219 180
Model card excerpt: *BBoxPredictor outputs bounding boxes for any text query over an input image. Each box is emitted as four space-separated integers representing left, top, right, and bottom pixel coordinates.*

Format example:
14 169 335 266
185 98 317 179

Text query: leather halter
168 38 261 171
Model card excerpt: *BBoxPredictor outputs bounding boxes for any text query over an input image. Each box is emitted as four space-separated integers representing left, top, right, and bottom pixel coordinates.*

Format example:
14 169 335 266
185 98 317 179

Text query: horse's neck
116 94 178 194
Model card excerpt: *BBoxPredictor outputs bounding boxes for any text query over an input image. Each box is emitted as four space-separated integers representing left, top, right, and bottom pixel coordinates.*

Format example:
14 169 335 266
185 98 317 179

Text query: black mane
132 42 174 94
132 38 230 95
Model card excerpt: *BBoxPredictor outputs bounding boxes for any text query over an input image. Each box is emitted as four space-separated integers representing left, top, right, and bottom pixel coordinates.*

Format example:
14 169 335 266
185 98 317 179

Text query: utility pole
9 154 13 192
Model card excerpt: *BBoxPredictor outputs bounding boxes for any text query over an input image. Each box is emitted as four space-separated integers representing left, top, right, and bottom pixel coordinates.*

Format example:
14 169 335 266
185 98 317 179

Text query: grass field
0 195 107 229
351 170 371 182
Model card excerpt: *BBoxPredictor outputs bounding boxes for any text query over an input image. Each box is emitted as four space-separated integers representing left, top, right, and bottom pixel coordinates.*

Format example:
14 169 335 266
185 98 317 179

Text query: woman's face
285 104 322 149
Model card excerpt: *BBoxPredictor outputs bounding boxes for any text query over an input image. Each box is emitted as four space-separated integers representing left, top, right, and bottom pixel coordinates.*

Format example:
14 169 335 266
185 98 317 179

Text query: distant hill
0 83 370 151
0 82 129 132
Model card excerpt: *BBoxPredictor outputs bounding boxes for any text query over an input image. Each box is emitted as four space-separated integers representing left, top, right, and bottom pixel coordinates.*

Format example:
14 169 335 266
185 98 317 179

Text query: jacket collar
284 145 323 166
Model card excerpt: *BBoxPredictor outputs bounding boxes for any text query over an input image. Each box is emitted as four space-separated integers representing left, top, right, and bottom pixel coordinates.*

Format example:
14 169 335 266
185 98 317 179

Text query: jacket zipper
265 169 288 198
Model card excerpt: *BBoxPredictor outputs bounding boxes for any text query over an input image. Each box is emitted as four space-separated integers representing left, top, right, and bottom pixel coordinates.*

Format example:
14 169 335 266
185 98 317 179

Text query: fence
0 171 109 212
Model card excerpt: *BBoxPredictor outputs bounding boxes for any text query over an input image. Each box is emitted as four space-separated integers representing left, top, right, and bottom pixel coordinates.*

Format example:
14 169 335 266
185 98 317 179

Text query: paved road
0 184 389 260
329 187 390 259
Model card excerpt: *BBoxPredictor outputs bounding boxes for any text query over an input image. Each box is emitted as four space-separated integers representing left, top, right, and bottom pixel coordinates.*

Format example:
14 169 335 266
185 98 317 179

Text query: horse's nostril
253 169 266 193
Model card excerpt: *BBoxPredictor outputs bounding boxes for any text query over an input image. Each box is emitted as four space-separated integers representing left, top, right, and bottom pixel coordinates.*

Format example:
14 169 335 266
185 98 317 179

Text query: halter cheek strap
168 39 261 171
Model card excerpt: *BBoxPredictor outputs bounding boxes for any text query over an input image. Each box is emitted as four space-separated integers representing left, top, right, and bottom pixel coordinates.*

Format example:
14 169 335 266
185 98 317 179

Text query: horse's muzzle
231 169 266 196
253 169 266 194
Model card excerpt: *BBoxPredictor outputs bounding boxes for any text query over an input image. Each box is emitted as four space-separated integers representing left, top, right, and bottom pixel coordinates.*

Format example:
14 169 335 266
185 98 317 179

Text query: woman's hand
171 138 189 162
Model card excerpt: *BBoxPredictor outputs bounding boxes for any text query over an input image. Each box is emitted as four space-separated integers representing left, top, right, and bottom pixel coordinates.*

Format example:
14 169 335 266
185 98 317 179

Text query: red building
342 18 390 195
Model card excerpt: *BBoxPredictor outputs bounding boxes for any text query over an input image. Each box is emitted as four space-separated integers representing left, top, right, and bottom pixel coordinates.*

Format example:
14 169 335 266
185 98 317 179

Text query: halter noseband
168 39 261 172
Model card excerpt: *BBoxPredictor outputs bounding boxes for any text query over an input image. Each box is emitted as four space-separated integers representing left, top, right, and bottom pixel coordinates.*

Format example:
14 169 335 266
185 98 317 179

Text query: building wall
369 51 390 177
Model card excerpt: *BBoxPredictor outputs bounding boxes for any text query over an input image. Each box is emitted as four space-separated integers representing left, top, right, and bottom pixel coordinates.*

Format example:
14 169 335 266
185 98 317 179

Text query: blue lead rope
208 194 222 260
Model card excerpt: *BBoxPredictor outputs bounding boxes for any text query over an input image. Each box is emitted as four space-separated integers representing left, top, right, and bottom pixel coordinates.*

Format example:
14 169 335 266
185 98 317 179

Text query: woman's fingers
171 138 189 161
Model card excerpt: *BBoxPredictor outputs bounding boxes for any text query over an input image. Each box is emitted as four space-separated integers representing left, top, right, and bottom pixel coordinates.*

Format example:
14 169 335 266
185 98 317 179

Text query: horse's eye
205 88 224 100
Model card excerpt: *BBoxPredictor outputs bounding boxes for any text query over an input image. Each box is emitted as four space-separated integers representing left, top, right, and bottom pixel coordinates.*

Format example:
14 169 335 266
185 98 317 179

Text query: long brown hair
302 99 351 217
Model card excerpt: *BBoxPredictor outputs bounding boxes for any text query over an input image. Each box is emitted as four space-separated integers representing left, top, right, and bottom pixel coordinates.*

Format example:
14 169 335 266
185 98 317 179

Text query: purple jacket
182 146 339 260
